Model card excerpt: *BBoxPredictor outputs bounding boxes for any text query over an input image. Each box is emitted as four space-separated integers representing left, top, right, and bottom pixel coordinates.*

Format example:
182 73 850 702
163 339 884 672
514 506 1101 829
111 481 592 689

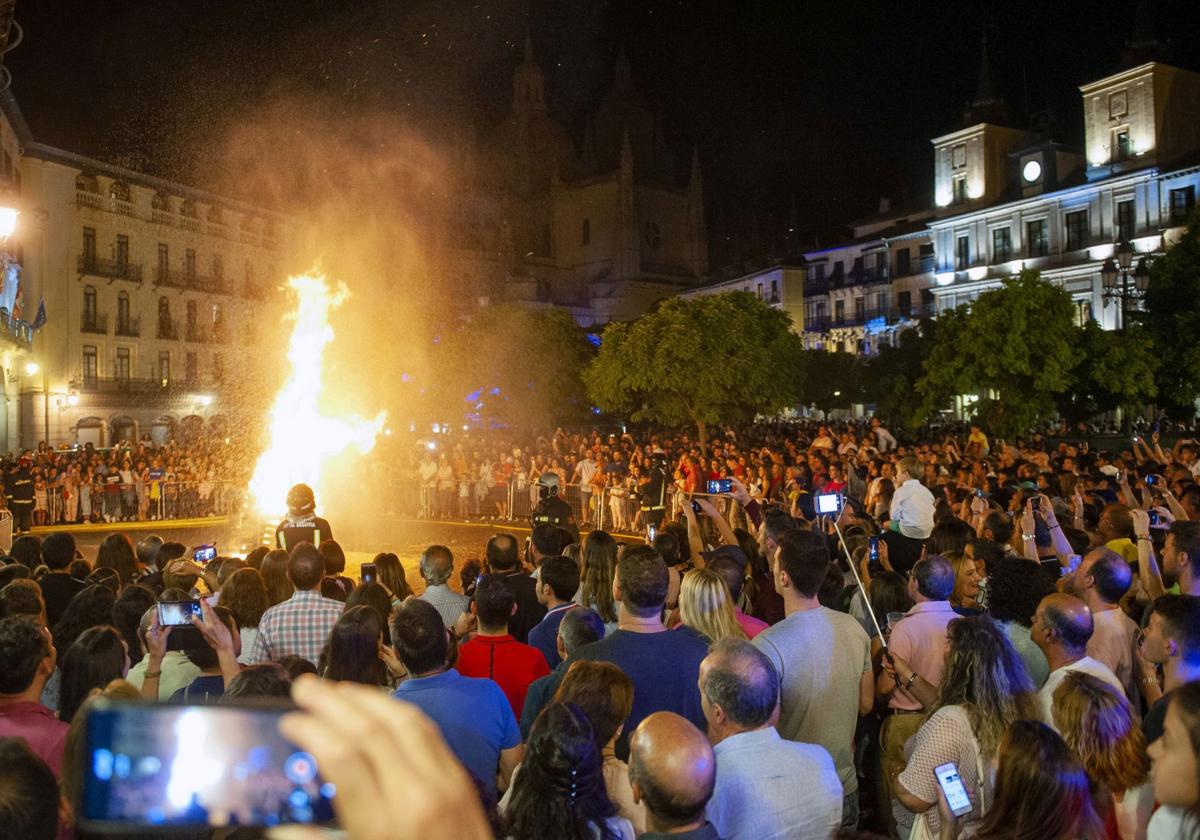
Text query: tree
917 270 1077 437
584 292 804 445
435 305 594 430
862 322 936 431
1058 321 1158 423
796 349 865 411
1140 209 1200 418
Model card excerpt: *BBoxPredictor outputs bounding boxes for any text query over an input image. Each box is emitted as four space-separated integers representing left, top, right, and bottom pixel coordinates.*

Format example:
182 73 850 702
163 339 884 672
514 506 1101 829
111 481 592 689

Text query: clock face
1022 159 1042 183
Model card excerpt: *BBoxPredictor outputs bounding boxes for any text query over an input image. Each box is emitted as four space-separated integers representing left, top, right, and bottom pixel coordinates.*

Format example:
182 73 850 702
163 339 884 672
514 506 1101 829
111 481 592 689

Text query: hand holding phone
361 563 377 585
193 544 217 565
935 762 974 817
157 600 202 627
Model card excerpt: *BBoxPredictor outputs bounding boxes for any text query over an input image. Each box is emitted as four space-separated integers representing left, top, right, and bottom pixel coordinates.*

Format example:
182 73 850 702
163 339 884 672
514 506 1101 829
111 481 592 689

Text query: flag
30 298 45 331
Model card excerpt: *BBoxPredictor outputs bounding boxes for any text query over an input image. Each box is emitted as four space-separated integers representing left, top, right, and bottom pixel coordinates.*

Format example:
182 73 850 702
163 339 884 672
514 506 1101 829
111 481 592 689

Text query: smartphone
1149 509 1160 526
361 563 377 585
691 500 703 514
815 493 843 515
934 762 974 817
974 488 986 498
869 536 880 564
1145 475 1158 486
646 524 658 542
79 699 335 831
193 544 217 565
157 601 202 627
706 478 733 495
1061 554 1083 578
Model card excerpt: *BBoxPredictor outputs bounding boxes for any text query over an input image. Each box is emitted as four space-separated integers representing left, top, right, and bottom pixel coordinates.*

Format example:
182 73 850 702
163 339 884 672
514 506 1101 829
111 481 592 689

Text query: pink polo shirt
888 601 957 711
0 699 69 777
734 607 769 639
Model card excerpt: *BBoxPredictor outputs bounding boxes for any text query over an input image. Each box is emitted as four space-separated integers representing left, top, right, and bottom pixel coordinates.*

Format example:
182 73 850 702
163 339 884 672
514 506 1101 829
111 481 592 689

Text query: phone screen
647 524 657 542
706 478 733 494
81 700 335 830
361 563 377 585
869 537 880 563
157 601 202 627
934 762 973 817
194 544 217 565
815 493 842 515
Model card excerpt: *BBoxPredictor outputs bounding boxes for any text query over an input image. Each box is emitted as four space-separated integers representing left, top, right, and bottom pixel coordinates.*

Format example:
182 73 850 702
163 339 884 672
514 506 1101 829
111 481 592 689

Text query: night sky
7 0 1200 258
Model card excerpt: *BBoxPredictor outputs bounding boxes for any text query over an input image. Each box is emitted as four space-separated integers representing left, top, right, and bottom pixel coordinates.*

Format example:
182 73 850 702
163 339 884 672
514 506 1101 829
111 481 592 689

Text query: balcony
78 255 143 284
114 316 141 338
75 190 136 218
180 215 201 232
76 190 104 210
0 310 31 347
153 269 230 295
157 319 180 341
847 267 890 287
151 209 175 227
805 317 831 332
80 313 108 335
185 324 209 343
70 373 195 396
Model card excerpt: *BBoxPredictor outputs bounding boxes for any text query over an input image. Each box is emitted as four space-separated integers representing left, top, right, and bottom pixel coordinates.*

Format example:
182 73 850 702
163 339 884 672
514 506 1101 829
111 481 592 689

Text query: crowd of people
0 418 1199 839
1 437 247 530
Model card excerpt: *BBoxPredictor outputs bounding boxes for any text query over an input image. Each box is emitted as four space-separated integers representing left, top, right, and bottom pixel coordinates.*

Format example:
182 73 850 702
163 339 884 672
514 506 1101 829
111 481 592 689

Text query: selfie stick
829 511 888 648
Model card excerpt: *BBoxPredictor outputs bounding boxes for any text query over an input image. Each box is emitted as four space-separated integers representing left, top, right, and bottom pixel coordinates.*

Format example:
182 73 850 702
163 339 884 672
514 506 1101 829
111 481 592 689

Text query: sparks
248 272 386 517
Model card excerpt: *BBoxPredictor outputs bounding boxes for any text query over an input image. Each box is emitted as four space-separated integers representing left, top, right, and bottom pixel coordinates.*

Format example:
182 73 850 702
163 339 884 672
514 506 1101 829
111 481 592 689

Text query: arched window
75 174 99 194
109 181 131 202
180 198 197 218
116 291 130 334
151 191 171 211
581 218 590 246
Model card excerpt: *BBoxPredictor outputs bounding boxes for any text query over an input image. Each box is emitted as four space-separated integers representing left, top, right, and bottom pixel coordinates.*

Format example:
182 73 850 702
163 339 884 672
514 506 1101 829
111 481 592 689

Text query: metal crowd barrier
32 480 243 525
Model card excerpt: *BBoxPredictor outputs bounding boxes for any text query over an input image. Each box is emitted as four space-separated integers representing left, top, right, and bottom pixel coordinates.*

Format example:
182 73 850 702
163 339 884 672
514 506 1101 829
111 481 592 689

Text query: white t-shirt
1149 806 1196 840
890 478 935 539
1039 656 1124 727
1112 781 1155 840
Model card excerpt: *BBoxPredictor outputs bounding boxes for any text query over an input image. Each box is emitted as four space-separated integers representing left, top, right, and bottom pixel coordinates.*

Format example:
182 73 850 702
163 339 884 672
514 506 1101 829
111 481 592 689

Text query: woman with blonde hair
576 530 619 632
947 551 984 616
678 567 747 643
1052 671 1154 840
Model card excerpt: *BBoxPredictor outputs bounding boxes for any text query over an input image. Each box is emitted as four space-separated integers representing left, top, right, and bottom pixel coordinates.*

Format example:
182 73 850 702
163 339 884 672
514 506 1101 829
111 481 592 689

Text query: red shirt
0 700 68 778
454 634 550 718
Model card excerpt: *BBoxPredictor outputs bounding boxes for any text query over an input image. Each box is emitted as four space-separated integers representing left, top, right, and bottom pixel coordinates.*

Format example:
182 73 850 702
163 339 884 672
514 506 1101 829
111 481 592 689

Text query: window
814 264 825 282
1075 299 1094 326
186 300 198 337
186 352 197 385
158 297 172 339
831 261 844 282
834 299 845 323
115 348 130 383
117 292 131 334
212 304 224 338
1170 186 1196 226
1064 209 1088 251
875 252 887 274
953 176 968 203
898 291 913 317
212 353 224 384
756 283 763 300
184 249 196 279
83 286 97 325
896 247 911 276
115 235 129 269
955 235 970 270
991 227 1013 263
158 351 170 386
854 297 865 322
876 291 887 315
82 227 96 263
852 256 864 279
770 280 779 302
157 243 169 280
82 345 98 384
1115 199 1136 242
1026 220 1049 257
1114 129 1132 162
581 219 590 246
212 254 223 281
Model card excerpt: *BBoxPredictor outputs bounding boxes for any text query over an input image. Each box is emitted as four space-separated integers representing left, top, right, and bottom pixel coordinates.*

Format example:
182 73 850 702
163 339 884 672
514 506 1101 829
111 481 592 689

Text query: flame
248 272 386 517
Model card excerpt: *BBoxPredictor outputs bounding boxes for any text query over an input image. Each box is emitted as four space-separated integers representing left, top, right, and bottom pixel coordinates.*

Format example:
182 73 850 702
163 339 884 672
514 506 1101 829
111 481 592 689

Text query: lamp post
1100 240 1151 331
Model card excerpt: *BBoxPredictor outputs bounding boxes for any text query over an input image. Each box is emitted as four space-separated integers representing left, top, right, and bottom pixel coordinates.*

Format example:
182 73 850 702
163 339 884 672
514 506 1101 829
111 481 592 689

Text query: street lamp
1101 240 1152 329
22 360 36 377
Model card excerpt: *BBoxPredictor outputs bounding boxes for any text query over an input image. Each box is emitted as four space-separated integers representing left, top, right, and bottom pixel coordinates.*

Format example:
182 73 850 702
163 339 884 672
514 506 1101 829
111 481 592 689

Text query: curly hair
579 530 618 623
220 568 269 630
930 614 1038 759
504 702 620 840
1051 671 1149 796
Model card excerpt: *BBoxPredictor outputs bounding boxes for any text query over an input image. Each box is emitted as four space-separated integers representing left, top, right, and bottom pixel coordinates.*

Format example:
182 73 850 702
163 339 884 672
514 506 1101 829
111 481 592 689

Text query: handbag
908 706 989 840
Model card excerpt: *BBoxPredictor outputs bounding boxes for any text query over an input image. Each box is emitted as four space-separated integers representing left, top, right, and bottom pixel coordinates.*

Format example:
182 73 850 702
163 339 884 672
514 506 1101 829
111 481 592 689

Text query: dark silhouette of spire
963 31 1009 126
1121 0 1170 67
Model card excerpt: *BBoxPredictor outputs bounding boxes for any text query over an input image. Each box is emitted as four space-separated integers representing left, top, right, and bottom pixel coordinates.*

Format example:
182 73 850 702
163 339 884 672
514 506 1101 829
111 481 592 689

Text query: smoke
210 94 460 526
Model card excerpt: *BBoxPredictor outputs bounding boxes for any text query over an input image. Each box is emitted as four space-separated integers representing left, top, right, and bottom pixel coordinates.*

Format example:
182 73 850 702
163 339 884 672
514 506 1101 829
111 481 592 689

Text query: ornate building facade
450 37 708 326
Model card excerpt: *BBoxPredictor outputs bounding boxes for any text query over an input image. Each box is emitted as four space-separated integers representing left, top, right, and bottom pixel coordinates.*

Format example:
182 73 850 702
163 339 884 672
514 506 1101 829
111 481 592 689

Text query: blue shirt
527 603 574 669
707 727 842 840
573 627 710 760
394 669 520 798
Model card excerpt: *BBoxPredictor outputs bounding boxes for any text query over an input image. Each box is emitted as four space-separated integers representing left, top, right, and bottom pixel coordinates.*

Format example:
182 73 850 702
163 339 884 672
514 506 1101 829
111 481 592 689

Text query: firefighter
274 483 333 551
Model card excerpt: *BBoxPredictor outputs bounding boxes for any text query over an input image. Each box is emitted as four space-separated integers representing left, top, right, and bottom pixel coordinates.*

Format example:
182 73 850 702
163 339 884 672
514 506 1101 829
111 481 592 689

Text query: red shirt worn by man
455 634 550 718
0 700 68 777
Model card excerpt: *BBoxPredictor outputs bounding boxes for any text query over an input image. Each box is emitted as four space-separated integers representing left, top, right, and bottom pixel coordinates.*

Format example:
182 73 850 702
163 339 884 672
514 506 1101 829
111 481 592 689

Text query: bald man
1031 592 1122 727
1063 547 1138 702
629 712 720 840
248 543 345 666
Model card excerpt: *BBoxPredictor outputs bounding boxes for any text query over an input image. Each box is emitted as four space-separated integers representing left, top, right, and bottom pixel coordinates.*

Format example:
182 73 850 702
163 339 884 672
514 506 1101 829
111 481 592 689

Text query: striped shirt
249 589 344 665
417 584 471 630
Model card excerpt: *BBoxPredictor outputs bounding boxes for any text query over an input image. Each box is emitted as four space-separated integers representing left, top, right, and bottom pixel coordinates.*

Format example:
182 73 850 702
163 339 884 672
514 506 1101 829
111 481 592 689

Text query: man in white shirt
1064 547 1138 702
702 639 842 840
1031 593 1123 726
871 418 897 453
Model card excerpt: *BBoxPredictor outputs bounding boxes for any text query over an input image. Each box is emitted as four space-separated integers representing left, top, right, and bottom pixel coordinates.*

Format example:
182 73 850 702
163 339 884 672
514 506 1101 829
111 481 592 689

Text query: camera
815 493 843 515
706 478 733 495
